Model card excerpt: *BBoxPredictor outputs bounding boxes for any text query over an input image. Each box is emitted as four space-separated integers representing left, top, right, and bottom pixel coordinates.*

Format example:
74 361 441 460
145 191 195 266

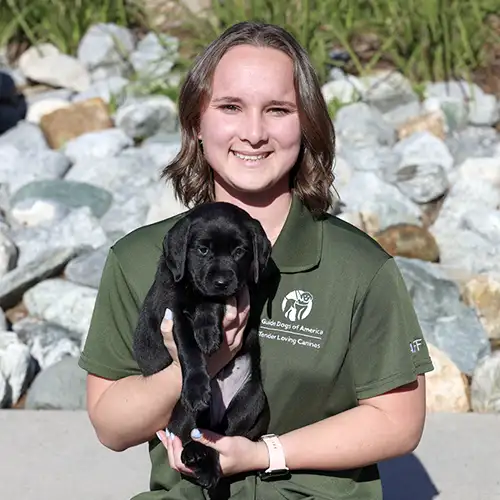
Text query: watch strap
259 434 289 479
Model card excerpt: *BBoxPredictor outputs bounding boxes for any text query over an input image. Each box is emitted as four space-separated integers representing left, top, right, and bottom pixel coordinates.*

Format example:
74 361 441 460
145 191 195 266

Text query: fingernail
156 431 163 442
164 308 173 321
191 428 202 439
170 431 176 441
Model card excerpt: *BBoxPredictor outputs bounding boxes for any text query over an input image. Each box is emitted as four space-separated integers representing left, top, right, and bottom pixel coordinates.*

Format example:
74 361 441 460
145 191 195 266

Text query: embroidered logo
281 290 313 321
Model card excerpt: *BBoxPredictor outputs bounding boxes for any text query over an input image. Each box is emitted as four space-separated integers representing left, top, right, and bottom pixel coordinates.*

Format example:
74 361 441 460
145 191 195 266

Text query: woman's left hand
156 428 268 477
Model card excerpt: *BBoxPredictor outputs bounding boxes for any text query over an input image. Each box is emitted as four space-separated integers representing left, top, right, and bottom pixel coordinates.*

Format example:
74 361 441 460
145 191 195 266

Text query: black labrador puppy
133 201 271 492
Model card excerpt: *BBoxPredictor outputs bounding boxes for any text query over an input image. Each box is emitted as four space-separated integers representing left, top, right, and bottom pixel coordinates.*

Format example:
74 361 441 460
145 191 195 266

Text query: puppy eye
198 246 209 256
233 247 246 259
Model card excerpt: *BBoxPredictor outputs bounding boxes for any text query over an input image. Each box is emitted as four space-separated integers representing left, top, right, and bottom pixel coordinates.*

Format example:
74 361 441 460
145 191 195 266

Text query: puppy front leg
192 302 226 356
175 315 212 413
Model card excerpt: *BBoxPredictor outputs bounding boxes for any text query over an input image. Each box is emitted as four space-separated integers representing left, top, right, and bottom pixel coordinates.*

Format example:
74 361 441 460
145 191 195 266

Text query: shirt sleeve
350 257 434 399
78 247 142 380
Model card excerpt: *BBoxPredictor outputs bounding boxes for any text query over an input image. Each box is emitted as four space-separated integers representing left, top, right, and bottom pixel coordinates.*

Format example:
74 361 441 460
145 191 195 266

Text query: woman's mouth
231 150 272 162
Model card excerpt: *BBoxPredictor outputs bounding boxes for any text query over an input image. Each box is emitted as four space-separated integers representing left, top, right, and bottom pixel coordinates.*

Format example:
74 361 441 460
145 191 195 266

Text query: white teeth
233 151 269 161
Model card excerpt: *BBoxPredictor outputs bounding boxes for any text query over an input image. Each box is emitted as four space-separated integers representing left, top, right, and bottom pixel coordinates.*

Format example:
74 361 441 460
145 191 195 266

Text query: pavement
0 410 499 500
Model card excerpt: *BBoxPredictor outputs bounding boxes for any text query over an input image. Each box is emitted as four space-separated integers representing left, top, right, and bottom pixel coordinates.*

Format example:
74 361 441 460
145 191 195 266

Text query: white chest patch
209 353 252 427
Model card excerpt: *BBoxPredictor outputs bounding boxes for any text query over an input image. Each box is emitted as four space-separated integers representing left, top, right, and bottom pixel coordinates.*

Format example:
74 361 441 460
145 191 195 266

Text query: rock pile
0 24 499 413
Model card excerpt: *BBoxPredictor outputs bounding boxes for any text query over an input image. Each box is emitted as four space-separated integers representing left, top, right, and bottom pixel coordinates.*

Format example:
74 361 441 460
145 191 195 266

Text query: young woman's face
198 45 302 200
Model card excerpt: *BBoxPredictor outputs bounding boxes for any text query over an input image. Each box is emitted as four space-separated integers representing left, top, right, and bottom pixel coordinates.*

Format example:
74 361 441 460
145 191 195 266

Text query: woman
79 21 434 499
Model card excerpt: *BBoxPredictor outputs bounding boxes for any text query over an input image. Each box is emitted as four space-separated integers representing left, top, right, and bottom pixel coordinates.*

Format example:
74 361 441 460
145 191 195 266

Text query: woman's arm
276 375 427 470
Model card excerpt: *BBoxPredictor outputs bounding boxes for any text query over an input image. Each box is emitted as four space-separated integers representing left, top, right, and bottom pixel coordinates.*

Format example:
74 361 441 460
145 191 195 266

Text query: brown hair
161 21 336 216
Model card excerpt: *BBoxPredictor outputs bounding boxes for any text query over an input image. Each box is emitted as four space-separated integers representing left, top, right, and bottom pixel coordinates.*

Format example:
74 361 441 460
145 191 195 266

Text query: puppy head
165 203 271 297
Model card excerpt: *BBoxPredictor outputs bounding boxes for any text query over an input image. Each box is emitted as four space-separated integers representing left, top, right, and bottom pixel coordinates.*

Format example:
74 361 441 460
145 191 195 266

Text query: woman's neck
214 182 292 245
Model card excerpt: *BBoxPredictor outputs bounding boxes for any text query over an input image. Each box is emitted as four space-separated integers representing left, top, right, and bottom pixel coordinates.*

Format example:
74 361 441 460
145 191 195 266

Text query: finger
223 296 238 327
190 428 223 451
160 308 173 337
163 431 177 470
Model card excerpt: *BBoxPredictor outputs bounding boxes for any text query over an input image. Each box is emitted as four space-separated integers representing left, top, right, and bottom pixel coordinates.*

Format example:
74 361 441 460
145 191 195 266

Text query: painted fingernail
191 428 202 439
164 308 173 321
170 431 176 440
156 431 163 442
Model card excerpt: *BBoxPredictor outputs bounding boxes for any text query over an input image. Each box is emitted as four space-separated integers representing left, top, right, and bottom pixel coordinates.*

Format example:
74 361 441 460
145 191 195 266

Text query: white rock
23 279 98 346
10 198 69 228
27 98 71 124
19 43 90 92
321 80 360 105
0 331 34 404
471 351 500 413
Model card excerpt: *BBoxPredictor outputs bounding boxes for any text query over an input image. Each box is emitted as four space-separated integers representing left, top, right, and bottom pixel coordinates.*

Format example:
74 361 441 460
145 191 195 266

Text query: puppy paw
182 373 211 412
194 325 221 356
181 441 221 489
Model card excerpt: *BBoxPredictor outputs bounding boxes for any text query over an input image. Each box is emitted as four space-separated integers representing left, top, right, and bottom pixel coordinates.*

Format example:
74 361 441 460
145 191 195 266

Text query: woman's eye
220 104 239 112
269 107 289 116
198 246 209 256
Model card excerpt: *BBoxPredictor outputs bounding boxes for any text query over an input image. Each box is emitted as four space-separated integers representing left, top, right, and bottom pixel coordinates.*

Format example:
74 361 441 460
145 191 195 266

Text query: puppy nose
214 276 231 289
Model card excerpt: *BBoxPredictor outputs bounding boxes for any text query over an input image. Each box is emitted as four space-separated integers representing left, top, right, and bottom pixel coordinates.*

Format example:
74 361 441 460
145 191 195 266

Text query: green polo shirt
79 195 433 500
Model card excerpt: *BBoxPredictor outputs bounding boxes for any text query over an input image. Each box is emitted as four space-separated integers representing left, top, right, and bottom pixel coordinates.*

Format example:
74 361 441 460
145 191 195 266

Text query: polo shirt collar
270 194 323 273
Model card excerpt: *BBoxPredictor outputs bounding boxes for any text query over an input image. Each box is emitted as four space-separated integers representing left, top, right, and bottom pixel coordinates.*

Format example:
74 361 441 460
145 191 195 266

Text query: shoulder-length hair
161 21 336 217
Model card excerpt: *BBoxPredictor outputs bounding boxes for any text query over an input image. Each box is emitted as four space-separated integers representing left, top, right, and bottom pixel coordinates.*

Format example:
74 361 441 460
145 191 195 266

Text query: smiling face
198 44 302 201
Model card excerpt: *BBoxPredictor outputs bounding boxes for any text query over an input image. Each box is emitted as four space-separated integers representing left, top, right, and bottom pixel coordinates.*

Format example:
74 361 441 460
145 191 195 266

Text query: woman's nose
240 110 268 144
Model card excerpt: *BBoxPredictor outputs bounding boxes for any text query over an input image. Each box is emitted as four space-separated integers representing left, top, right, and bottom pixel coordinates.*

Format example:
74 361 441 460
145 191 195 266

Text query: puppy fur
133 202 271 493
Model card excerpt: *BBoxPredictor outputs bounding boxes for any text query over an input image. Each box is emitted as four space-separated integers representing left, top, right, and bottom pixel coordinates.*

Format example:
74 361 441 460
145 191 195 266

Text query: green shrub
0 0 148 56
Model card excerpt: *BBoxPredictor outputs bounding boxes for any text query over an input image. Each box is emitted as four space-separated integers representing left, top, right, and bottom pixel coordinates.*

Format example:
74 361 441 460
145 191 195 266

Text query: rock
0 331 38 405
0 231 18 277
23 278 98 346
430 157 500 275
375 224 439 262
321 79 360 106
0 144 71 194
393 131 454 173
383 162 449 204
471 351 500 413
26 99 70 124
426 343 470 413
0 247 80 310
463 275 500 340
24 356 87 410
39 97 113 150
334 102 397 148
335 211 380 236
382 100 423 129
72 76 129 105
145 181 188 225
18 43 90 92
394 256 491 375
77 23 135 79
63 128 133 163
27 89 74 105
0 308 6 330
337 171 422 230
11 207 109 267
0 121 48 152
425 80 500 127
10 199 70 228
13 317 80 370
338 144 399 173
130 32 179 80
0 70 27 134
115 95 178 140
64 245 109 289
397 111 446 141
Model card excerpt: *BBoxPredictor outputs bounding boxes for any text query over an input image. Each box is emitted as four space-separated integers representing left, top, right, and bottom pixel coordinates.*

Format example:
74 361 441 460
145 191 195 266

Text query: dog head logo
281 290 313 322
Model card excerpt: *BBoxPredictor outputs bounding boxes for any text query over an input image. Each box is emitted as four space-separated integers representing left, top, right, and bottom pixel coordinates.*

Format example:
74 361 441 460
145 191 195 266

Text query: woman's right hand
160 286 250 377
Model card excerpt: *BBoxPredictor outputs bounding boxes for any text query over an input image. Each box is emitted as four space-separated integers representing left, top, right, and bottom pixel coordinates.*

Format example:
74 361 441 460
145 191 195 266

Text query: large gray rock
0 121 48 152
23 278 98 347
395 257 491 375
0 144 71 194
64 245 109 289
0 246 80 310
471 351 500 413
63 128 133 164
71 76 129 104
24 356 87 410
115 95 178 140
11 179 113 220
13 317 80 371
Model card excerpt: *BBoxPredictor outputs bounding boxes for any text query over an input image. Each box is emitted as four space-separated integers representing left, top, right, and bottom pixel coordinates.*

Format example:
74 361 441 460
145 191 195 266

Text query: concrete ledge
1 411 499 500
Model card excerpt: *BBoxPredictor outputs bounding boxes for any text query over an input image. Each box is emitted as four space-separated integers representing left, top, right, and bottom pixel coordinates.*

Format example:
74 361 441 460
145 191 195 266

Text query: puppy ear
248 219 272 284
165 214 191 282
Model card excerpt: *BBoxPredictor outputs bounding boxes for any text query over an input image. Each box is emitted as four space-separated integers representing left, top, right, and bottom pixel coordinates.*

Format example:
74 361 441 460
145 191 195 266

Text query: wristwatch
258 434 290 480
